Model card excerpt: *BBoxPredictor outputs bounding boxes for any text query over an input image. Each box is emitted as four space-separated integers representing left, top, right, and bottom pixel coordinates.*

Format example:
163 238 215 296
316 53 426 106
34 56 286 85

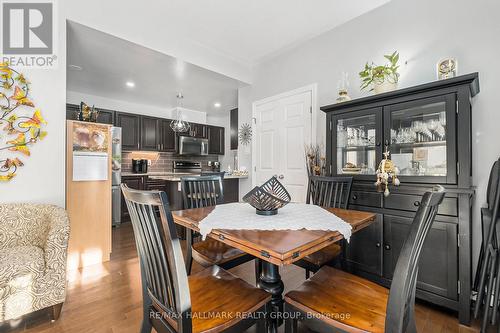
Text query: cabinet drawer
349 191 383 208
384 194 458 216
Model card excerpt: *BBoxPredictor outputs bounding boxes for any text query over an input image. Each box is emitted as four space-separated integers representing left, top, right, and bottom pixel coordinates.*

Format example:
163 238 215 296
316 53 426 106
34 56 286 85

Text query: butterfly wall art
0 62 47 181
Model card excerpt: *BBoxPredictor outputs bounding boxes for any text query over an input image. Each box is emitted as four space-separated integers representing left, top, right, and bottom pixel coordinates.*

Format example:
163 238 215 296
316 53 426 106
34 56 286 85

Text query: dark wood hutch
321 73 479 325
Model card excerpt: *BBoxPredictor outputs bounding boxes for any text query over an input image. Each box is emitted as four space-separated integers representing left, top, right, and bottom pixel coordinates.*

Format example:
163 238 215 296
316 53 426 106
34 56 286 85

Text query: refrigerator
111 127 122 226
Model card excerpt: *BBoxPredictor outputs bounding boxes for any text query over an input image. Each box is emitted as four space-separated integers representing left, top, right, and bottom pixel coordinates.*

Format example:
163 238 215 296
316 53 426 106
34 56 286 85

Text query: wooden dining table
172 206 376 332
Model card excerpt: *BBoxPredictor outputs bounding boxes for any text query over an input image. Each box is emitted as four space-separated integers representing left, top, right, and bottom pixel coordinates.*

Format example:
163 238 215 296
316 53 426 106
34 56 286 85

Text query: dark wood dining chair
201 171 225 179
121 184 270 333
284 185 445 333
181 175 255 275
293 175 353 278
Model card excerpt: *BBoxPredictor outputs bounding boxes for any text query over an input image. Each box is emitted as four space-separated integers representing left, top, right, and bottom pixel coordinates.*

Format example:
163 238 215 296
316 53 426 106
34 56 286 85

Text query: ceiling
66 1 390 112
156 0 390 66
67 22 241 113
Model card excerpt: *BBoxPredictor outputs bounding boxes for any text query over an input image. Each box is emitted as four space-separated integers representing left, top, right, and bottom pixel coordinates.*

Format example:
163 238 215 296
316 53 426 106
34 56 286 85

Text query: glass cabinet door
384 94 456 183
332 108 382 178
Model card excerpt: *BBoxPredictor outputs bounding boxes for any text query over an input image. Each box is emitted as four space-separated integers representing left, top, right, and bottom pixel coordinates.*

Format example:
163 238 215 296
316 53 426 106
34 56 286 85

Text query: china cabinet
322 73 479 325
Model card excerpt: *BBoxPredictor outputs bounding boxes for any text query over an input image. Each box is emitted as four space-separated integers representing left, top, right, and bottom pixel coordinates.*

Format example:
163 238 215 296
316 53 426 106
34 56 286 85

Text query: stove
172 160 202 174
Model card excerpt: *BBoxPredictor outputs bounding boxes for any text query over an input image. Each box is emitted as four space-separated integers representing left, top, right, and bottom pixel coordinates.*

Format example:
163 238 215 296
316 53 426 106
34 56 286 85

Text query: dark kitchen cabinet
159 119 177 152
383 215 458 300
322 73 479 324
95 108 115 125
66 104 114 124
121 175 146 221
208 126 225 155
230 108 238 150
190 123 207 138
140 116 159 151
116 112 141 151
344 213 383 276
223 178 239 203
146 178 167 192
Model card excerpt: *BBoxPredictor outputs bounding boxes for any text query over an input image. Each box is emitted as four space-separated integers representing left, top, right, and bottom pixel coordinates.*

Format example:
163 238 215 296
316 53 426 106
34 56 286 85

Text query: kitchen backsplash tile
122 152 219 173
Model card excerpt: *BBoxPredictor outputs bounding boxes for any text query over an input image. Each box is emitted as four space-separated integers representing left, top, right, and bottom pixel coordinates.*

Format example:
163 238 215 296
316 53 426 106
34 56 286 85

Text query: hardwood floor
0 223 482 333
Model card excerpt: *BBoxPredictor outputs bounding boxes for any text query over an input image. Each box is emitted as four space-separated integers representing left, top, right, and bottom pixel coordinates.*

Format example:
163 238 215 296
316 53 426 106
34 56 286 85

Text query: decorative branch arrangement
0 62 47 181
305 143 326 176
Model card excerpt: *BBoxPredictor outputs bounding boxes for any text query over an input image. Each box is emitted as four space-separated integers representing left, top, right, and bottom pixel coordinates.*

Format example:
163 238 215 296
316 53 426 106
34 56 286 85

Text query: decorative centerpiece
243 176 291 215
359 51 400 94
375 146 400 197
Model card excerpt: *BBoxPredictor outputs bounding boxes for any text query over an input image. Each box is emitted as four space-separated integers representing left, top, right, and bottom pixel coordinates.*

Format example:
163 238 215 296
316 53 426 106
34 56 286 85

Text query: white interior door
254 89 313 202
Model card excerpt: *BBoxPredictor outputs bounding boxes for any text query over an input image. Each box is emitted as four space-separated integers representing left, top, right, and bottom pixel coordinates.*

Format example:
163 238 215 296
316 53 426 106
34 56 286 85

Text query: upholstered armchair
0 204 70 321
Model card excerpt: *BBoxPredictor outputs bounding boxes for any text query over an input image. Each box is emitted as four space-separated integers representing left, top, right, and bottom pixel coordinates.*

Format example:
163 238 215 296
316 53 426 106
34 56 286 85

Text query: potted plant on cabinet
359 51 400 94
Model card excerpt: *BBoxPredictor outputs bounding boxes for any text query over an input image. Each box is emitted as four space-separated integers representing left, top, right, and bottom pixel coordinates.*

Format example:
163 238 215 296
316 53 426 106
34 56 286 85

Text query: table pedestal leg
258 261 284 333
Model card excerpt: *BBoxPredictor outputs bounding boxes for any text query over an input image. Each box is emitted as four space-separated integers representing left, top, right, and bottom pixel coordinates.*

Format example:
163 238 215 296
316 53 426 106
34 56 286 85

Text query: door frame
251 83 317 188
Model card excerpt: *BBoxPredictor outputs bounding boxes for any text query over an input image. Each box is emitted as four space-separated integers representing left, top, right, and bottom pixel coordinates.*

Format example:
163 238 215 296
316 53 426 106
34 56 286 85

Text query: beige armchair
0 204 70 321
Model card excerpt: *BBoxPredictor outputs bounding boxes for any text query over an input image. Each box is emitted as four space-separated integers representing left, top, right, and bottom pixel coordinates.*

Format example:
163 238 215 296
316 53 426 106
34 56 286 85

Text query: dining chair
284 185 445 333
473 158 500 330
181 175 255 275
201 171 226 179
121 184 270 333
293 175 353 278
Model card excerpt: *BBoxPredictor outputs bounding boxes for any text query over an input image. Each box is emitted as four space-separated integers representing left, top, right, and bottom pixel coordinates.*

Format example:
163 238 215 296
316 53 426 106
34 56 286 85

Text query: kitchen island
120 172 248 223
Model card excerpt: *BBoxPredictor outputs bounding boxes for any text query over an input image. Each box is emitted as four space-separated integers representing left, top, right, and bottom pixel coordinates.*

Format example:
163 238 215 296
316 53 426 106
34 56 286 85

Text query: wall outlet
147 160 152 166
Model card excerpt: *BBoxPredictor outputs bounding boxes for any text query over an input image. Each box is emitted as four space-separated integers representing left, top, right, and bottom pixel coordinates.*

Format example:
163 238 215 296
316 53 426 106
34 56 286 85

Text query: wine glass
427 119 439 141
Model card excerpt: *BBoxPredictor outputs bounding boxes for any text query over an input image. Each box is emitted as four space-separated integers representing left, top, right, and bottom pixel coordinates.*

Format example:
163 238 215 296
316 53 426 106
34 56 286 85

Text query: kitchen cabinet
67 105 225 154
344 213 383 276
322 73 479 324
208 126 225 155
190 123 207 138
140 116 159 151
383 215 458 300
159 119 177 152
121 175 146 221
230 108 238 150
223 178 239 203
66 104 114 124
116 112 141 151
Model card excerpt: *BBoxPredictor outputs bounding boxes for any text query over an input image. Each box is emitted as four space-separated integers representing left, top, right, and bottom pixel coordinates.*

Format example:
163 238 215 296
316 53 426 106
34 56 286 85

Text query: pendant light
170 92 190 132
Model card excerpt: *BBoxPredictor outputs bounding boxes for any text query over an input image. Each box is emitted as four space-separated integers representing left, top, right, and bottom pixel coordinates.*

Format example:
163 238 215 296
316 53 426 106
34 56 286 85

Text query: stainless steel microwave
178 136 208 156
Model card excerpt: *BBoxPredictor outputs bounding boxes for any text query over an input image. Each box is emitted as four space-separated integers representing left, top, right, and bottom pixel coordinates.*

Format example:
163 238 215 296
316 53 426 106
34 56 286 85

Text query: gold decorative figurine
375 146 400 196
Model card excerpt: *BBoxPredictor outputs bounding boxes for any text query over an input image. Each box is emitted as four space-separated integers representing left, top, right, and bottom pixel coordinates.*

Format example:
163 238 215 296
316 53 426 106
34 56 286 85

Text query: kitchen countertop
122 171 248 181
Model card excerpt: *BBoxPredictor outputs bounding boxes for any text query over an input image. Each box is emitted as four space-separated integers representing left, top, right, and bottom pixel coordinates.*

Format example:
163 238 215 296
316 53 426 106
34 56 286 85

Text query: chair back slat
181 175 224 209
121 184 192 332
307 176 353 209
385 185 446 333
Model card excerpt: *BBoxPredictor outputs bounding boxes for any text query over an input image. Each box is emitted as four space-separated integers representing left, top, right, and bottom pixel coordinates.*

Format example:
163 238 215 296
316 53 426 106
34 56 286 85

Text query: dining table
172 206 376 333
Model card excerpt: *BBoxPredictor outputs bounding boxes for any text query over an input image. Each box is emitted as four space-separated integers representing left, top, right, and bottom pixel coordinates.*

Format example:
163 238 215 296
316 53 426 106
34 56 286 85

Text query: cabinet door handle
352 195 358 200
384 244 391 250
414 201 421 207
376 242 381 248
376 142 381 147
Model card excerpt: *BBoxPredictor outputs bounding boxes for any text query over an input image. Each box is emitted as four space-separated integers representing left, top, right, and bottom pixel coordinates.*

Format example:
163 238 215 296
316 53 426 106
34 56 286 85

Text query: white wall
239 0 500 267
67 90 207 123
1 8 66 206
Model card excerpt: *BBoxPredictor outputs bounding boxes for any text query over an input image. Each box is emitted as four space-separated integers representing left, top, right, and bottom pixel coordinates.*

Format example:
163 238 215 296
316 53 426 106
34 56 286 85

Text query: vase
374 81 398 94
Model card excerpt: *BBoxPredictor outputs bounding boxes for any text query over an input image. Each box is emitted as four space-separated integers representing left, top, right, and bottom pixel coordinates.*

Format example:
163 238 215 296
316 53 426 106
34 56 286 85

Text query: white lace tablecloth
198 202 352 241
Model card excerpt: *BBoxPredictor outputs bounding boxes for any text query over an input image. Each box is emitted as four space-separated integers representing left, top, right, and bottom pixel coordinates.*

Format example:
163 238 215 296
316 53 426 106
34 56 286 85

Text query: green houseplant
359 51 400 94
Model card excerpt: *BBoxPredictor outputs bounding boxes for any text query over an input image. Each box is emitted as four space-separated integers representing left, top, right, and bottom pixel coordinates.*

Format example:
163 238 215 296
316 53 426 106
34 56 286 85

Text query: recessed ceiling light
126 81 135 88
214 102 221 108
68 64 83 71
